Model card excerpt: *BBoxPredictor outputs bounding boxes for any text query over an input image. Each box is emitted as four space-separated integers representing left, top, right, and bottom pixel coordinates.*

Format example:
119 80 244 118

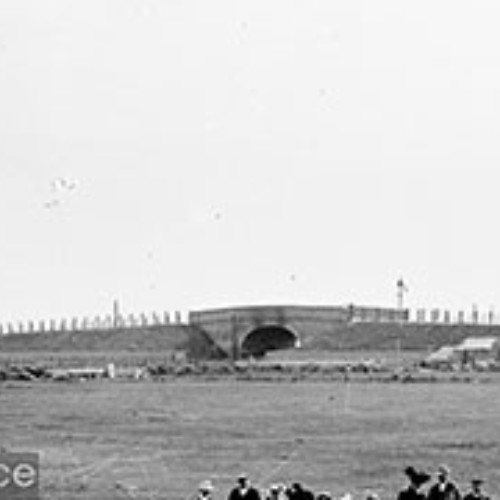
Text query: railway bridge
189 304 407 358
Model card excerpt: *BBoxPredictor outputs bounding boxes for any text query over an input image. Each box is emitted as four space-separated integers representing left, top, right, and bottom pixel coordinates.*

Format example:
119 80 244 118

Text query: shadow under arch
240 325 299 358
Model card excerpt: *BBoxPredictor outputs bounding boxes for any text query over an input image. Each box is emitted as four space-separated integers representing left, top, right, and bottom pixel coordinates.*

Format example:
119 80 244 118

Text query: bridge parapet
189 304 409 357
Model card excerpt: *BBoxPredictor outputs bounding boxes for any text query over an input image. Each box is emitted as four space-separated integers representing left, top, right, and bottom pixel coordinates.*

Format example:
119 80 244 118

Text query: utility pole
396 278 408 368
396 278 408 322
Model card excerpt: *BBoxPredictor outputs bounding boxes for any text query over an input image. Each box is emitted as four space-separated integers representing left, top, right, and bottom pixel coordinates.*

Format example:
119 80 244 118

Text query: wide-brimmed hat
437 465 450 476
269 484 284 492
199 480 214 492
405 466 431 486
471 479 484 485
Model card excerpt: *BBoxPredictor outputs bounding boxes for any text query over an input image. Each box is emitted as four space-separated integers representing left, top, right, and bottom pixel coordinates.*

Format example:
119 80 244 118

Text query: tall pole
113 299 120 328
396 278 408 367
396 278 409 323
396 278 405 315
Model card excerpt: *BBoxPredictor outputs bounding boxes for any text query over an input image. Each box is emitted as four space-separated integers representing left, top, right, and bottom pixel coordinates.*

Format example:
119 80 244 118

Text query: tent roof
455 337 499 351
426 345 456 362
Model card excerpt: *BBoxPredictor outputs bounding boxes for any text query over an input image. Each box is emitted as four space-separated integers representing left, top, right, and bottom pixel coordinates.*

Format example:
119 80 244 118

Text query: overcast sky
1 1 500 323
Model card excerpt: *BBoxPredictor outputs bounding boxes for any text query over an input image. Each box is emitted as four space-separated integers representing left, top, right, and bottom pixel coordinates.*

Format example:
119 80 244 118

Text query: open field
1 378 500 500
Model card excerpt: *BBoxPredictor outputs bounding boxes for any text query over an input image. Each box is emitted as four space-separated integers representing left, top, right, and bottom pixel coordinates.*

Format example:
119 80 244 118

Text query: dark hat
471 479 484 485
405 467 418 478
405 467 431 487
237 473 248 483
317 493 332 500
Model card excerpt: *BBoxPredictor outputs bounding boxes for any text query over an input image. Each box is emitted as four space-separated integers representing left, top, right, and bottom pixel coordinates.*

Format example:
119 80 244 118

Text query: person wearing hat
398 466 431 500
286 482 314 500
366 491 380 500
463 479 490 500
266 483 287 500
316 492 332 500
197 480 215 500
228 474 261 500
427 465 461 500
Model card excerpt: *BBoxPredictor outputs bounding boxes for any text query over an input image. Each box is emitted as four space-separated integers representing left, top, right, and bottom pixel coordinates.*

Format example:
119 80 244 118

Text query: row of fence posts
1 307 499 336
0 310 188 336
411 307 497 325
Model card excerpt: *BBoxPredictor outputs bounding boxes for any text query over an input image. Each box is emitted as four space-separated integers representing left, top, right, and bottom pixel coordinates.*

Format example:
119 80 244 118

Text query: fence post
443 310 450 324
488 309 495 325
416 308 426 323
152 312 160 325
430 309 440 323
125 314 133 327
471 305 479 324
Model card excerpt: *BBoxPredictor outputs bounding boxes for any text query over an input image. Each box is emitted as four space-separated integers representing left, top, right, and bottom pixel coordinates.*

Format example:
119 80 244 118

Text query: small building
455 337 500 368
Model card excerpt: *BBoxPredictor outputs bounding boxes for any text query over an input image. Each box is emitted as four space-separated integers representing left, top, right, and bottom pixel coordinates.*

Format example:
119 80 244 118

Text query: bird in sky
43 177 78 209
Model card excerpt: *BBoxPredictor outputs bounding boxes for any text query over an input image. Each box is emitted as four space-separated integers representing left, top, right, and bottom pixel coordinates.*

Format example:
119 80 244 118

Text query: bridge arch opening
240 325 299 358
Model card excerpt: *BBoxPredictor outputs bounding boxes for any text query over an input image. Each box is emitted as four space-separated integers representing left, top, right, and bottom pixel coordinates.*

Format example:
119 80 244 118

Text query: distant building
455 337 500 367
423 337 500 370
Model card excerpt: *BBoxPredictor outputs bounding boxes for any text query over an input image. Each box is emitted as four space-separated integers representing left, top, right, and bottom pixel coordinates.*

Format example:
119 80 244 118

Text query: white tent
455 337 500 366
455 337 498 351
424 345 457 365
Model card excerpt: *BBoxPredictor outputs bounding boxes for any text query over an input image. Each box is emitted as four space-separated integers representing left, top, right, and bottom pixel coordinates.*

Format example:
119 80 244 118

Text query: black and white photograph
1 1 500 499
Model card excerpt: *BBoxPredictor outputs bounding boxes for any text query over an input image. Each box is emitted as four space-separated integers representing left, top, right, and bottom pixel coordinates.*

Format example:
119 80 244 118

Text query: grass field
1 378 499 500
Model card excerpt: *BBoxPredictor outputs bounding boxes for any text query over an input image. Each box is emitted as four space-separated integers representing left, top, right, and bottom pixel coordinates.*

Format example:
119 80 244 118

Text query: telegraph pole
396 278 408 317
396 278 408 367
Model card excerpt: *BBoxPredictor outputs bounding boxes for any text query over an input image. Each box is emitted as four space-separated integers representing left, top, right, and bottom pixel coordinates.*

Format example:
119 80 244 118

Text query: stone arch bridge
189 305 407 358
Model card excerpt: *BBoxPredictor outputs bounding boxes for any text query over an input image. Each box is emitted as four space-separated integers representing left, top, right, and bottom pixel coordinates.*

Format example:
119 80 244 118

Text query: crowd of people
399 465 489 500
194 466 491 500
